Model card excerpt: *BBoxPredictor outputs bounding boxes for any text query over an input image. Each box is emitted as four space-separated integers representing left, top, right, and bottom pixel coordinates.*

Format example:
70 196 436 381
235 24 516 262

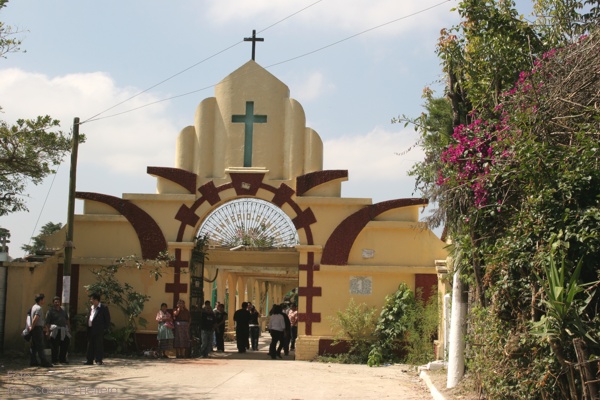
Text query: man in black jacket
233 302 250 353
84 293 111 365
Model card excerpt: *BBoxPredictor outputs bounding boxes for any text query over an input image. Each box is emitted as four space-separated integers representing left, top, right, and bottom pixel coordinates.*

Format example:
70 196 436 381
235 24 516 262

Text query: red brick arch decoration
75 192 167 259
321 198 429 266
172 172 322 334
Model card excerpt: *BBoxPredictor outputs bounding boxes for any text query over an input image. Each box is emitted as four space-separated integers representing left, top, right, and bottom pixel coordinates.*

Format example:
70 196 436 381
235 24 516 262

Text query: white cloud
205 0 452 36
323 126 425 201
0 68 177 176
290 71 335 102
0 68 181 258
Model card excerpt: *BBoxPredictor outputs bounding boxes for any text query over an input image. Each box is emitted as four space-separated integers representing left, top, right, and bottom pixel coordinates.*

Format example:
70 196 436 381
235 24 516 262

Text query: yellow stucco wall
2 60 448 361
4 262 58 354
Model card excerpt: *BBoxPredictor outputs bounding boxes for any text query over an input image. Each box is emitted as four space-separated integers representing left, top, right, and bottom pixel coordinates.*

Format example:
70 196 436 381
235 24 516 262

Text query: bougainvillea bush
434 30 600 399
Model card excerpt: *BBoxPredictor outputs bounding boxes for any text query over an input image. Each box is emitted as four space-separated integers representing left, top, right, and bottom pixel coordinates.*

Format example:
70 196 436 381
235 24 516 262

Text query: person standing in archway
233 302 250 353
288 303 298 351
214 303 227 352
248 305 261 351
200 301 216 358
277 303 291 356
268 304 285 359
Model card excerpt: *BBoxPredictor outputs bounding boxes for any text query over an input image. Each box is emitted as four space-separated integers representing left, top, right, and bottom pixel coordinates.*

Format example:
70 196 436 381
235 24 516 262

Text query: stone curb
420 370 446 400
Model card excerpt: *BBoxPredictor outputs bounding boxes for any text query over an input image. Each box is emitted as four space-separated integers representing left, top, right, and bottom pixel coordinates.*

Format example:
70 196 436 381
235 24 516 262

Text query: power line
81 41 243 125
84 0 451 124
266 0 451 68
257 0 323 34
81 0 324 125
25 154 62 254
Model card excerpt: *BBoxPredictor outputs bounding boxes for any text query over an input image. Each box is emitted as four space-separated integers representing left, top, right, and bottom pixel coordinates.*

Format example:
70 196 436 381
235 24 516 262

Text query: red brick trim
321 198 428 265
146 167 197 194
298 253 321 335
75 192 167 259
296 170 348 196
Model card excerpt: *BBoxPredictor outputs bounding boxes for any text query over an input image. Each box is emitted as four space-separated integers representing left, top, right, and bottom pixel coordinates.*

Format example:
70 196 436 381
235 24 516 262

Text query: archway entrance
195 198 300 354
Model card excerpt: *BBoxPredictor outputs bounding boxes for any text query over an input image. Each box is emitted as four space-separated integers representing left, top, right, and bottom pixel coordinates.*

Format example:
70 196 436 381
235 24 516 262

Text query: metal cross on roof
244 29 264 61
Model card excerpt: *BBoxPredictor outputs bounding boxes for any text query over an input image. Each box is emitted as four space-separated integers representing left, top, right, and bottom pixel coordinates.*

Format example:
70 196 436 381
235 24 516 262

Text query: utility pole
62 117 80 317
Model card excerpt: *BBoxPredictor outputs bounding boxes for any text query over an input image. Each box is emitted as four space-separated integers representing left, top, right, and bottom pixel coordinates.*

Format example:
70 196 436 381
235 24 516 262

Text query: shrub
327 299 378 363
368 283 439 366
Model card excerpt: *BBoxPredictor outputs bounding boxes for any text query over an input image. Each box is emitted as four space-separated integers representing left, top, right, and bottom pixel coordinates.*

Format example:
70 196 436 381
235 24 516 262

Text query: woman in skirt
172 299 191 358
156 303 174 358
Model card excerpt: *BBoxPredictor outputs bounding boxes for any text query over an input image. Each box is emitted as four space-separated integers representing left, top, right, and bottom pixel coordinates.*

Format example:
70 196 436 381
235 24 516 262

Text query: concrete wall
4 261 57 355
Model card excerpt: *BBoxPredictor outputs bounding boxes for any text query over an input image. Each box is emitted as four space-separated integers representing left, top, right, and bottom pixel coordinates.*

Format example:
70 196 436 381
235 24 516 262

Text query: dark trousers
250 326 260 350
290 326 298 349
269 330 284 358
236 327 248 352
86 329 104 362
50 335 70 363
277 332 290 355
200 329 213 357
215 329 225 351
30 326 50 366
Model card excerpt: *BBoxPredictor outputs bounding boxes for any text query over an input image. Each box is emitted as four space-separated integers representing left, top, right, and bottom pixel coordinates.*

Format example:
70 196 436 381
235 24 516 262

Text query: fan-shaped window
198 198 299 248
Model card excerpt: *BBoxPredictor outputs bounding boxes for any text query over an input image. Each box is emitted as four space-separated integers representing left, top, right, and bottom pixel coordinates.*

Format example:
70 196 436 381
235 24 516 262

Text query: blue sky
0 0 530 257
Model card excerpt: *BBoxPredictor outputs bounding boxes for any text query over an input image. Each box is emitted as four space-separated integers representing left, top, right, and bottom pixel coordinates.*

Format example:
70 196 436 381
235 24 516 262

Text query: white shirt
268 314 285 332
89 303 101 327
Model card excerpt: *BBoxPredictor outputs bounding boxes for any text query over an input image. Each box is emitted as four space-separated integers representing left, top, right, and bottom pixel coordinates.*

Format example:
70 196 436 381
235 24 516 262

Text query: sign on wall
350 276 372 295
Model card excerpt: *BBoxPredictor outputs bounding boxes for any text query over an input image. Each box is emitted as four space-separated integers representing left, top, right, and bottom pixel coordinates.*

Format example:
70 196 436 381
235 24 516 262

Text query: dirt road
1 336 433 399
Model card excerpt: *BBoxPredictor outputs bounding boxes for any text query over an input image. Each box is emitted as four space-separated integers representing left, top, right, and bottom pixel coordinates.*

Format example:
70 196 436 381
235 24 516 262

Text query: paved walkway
1 336 434 399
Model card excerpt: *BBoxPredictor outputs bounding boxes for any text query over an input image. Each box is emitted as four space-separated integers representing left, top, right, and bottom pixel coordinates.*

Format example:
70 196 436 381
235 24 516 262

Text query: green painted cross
232 101 267 167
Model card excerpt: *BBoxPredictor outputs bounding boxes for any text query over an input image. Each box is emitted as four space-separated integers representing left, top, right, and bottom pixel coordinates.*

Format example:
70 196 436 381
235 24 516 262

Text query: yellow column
227 274 237 333
239 277 248 303
216 268 226 304
246 278 255 305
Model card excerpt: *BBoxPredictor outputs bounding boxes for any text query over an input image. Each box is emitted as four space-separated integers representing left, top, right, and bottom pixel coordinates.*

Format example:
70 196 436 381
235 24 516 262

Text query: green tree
21 221 63 254
441 32 599 398
0 0 79 216
403 1 600 397
84 253 171 353
394 90 453 228
0 0 22 58
533 0 600 47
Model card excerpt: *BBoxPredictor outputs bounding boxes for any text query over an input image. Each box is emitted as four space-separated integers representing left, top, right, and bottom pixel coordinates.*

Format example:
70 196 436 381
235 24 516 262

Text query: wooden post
62 117 80 317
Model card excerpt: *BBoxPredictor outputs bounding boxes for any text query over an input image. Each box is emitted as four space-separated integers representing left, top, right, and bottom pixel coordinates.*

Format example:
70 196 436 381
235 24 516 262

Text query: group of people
231 301 299 359
232 301 262 353
27 292 111 368
155 299 192 358
199 301 228 358
267 303 298 359
156 299 228 359
27 292 300 367
203 300 299 358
